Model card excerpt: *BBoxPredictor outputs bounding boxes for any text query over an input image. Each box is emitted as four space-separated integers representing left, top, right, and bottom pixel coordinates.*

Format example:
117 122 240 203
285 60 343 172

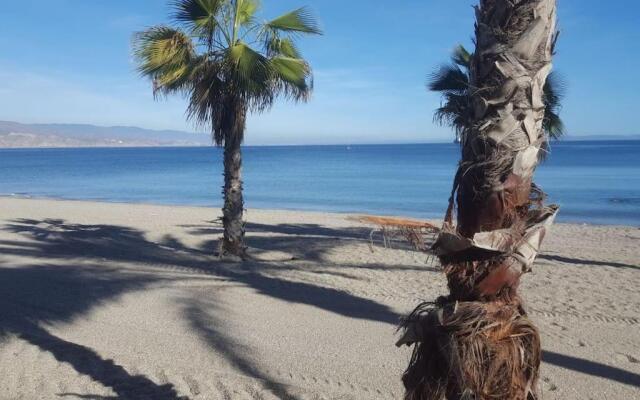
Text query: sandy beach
0 197 638 399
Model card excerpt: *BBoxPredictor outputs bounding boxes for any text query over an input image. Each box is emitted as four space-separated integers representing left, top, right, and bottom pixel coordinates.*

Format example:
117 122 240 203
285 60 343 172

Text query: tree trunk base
398 299 540 400
217 240 248 262
218 252 245 263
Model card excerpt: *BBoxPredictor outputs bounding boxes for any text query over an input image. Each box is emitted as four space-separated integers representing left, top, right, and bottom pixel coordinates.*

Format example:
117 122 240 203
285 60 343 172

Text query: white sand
0 197 638 399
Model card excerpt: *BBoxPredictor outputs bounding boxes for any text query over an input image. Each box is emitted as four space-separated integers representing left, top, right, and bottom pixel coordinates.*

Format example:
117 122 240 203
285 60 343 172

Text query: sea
0 141 638 226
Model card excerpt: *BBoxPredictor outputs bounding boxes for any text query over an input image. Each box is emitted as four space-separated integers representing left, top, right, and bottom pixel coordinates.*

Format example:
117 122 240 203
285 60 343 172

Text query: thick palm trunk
219 101 247 259
399 1 559 399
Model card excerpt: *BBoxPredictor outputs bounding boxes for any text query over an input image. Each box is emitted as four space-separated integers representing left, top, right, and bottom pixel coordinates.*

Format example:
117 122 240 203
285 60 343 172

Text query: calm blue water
0 141 638 225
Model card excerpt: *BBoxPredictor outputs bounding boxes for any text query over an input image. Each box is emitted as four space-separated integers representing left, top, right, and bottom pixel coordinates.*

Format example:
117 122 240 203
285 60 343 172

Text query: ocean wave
2 192 33 198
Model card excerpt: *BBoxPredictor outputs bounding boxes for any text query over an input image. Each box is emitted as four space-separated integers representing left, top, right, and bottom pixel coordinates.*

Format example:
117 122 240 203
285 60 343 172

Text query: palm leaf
434 92 470 141
542 71 565 140
271 57 307 84
237 0 261 26
452 45 472 68
172 0 225 34
227 41 271 99
428 64 469 93
133 26 197 95
266 36 301 58
188 62 224 137
543 109 565 140
270 56 312 100
265 7 322 34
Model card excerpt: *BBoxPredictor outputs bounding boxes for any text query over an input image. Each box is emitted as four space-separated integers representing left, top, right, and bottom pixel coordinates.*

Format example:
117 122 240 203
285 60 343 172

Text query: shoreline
0 195 635 229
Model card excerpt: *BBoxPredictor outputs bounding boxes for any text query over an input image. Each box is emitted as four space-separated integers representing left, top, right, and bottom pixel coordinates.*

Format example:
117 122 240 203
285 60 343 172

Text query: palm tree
133 0 321 258
429 45 565 148
398 1 560 399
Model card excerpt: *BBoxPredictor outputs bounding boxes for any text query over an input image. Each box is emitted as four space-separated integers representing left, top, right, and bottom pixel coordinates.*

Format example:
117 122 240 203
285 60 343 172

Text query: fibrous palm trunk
220 101 247 259
398 1 559 399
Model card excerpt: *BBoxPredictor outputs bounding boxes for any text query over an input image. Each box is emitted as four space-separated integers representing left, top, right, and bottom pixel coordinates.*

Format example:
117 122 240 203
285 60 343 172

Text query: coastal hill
1 120 638 148
0 121 210 148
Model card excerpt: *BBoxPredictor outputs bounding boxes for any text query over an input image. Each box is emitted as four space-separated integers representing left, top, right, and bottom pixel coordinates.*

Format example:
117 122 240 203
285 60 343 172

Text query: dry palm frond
356 215 439 231
398 299 540 400
355 215 439 251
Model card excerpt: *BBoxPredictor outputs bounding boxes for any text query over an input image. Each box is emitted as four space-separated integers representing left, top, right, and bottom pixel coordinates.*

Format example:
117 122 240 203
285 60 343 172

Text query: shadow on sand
1 218 402 324
0 263 186 399
182 298 304 399
1 218 638 397
0 218 404 399
542 351 640 388
539 254 638 270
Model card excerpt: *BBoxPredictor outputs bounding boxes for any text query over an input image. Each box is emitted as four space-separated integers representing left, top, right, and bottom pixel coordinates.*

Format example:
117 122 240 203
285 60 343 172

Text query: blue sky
0 0 638 144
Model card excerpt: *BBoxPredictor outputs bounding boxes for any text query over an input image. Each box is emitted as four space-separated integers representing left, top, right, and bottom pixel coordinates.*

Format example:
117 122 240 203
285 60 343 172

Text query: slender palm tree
398 1 560 399
133 0 321 258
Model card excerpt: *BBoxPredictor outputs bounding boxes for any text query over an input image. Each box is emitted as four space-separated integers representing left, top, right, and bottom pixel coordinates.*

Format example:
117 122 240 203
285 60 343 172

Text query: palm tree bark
399 1 559 399
220 100 247 258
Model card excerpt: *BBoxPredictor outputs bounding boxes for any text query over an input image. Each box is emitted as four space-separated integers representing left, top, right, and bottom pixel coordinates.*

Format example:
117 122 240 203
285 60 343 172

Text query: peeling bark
399 1 559 399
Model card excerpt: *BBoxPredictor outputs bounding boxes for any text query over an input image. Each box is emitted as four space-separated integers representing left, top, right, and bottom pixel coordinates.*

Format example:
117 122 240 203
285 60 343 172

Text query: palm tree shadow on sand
182 298 304 400
539 253 638 270
0 263 187 399
1 218 403 324
0 218 403 399
1 218 639 396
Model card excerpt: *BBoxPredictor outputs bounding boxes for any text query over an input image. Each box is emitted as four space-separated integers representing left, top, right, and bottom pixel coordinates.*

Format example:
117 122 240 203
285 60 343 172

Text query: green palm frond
266 37 301 58
172 0 225 35
270 56 311 99
237 0 261 26
451 44 471 68
434 92 471 141
270 57 307 84
228 42 270 92
133 26 197 95
428 64 469 93
265 7 322 35
428 49 473 141
543 109 565 140
542 71 566 140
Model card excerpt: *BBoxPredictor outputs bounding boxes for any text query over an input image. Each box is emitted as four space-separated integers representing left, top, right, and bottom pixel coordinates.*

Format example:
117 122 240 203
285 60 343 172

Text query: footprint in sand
541 375 558 392
183 375 201 396
615 352 640 364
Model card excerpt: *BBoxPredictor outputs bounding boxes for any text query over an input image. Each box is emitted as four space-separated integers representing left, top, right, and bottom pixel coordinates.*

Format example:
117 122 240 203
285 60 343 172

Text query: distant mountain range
0 121 210 148
0 120 638 148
